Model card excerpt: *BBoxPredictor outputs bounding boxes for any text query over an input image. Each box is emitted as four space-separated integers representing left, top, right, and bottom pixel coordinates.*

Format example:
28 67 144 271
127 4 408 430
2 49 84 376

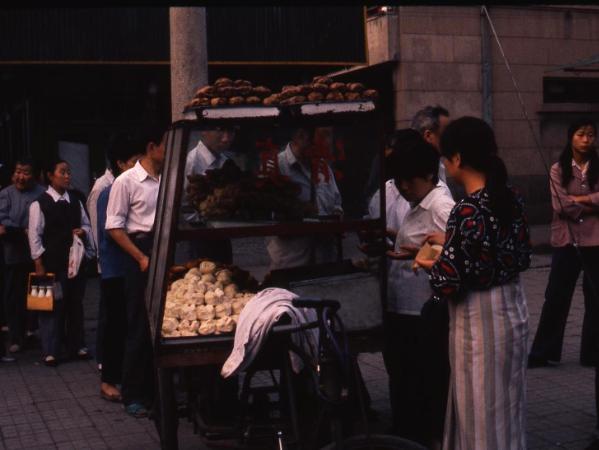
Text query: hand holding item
387 243 420 260
569 195 592 205
35 259 46 276
412 242 443 272
423 232 446 247
138 254 150 273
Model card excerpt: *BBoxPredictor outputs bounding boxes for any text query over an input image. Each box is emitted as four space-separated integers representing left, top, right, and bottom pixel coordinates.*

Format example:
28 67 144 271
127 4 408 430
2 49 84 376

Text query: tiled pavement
0 252 598 449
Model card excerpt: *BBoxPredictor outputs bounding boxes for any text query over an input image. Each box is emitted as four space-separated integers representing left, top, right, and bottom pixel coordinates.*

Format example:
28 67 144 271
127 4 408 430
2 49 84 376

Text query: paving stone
1 265 598 449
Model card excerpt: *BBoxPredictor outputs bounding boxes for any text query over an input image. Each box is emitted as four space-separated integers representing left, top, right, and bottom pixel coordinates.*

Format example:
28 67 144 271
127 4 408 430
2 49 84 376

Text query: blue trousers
38 268 87 358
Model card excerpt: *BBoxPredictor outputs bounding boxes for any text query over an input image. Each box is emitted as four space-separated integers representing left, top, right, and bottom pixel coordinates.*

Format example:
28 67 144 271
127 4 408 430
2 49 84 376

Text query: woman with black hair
529 118 599 369
28 159 95 366
416 117 531 450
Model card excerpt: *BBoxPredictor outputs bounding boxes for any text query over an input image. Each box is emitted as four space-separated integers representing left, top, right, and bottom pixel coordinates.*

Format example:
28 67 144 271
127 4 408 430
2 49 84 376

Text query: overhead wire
481 5 599 309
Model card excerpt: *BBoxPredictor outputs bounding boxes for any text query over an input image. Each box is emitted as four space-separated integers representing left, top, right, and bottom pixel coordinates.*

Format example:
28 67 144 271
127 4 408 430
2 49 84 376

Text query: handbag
26 273 56 312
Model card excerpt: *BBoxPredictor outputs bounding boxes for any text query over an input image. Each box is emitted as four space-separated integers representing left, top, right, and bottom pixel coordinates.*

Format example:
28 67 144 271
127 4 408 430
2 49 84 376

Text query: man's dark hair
388 139 440 185
106 133 142 175
137 123 169 154
410 105 450 135
14 157 37 174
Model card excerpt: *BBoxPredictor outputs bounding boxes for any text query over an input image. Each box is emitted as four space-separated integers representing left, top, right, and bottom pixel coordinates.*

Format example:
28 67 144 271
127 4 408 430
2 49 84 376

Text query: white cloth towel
68 235 85 279
221 288 319 378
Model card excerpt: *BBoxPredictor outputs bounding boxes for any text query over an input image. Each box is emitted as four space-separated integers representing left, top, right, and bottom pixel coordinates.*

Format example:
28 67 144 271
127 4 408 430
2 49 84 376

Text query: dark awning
545 54 599 73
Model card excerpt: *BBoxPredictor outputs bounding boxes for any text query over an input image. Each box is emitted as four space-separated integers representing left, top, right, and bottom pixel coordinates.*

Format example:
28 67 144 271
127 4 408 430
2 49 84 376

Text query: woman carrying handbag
28 159 95 367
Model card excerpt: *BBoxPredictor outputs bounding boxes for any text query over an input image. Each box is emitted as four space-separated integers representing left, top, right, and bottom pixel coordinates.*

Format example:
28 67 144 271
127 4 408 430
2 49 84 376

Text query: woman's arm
429 202 490 300
28 201 45 262
76 200 96 258
550 164 585 220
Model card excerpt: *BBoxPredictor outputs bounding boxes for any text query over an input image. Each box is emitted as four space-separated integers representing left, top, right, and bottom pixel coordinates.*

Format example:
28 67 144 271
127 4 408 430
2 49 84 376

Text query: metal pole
480 6 493 126
169 7 209 121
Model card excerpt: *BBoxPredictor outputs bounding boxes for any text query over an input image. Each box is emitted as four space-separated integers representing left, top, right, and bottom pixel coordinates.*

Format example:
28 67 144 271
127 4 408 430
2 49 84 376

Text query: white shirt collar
414 183 446 211
572 159 589 175
284 143 310 171
46 186 70 203
132 160 159 183
105 168 115 183
197 140 227 168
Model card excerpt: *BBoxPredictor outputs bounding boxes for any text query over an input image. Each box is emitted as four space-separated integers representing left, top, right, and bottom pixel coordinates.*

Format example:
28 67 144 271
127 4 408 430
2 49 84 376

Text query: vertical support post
481 6 493 126
170 7 209 121
157 367 179 450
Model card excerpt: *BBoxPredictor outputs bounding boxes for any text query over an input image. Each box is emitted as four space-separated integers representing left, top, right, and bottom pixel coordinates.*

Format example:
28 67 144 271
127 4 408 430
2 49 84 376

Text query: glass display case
145 100 387 368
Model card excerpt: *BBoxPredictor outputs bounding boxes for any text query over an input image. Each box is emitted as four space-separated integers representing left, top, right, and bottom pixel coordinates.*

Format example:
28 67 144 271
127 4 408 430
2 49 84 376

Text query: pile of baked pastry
161 259 258 338
185 75 378 109
186 160 314 221
266 75 379 106
186 78 272 109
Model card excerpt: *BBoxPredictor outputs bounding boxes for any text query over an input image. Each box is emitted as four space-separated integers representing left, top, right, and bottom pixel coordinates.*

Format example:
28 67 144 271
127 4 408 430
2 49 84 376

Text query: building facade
365 5 599 223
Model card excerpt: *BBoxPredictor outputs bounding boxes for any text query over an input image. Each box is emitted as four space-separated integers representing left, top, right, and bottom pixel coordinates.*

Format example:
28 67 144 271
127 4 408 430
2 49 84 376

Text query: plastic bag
68 235 85 279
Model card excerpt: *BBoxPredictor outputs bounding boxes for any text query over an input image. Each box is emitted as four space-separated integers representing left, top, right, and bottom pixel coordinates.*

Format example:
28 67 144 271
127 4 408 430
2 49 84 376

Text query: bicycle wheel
320 433 427 450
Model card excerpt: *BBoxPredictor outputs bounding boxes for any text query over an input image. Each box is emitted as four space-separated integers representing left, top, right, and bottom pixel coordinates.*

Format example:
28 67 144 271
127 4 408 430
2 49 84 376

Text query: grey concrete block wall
369 6 599 224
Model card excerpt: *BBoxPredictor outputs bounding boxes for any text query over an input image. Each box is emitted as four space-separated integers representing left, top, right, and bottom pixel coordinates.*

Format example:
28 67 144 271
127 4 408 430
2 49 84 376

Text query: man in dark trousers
0 159 45 356
106 125 166 418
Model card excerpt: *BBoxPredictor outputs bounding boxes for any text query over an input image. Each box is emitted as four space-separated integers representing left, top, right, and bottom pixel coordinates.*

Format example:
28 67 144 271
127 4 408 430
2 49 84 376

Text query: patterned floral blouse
430 188 531 301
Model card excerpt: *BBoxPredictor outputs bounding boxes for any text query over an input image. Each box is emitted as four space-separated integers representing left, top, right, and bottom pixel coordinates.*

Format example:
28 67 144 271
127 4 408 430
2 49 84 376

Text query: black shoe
580 357 596 368
528 356 551 368
528 355 560 368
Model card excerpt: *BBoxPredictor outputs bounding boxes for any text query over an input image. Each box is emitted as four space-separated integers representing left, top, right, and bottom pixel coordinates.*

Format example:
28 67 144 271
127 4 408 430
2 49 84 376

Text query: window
543 77 599 103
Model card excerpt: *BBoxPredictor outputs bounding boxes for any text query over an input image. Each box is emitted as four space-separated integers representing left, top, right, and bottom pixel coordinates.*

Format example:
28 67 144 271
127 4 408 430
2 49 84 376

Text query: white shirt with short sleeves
387 185 455 315
105 161 160 234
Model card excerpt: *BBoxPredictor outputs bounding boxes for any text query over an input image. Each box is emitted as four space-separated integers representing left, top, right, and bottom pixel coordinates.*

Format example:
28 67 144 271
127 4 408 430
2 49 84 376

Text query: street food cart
145 89 388 448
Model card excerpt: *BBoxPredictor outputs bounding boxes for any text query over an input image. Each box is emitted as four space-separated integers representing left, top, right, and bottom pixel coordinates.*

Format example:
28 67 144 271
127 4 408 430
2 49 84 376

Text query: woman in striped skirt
416 117 532 449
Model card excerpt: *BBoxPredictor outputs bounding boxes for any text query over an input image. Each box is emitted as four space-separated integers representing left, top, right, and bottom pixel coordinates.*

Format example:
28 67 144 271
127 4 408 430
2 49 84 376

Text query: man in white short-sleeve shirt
105 127 165 418
267 127 343 270
183 128 237 263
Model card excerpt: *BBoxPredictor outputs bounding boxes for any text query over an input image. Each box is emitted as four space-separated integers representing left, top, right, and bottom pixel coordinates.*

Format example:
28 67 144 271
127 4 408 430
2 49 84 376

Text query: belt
128 231 154 241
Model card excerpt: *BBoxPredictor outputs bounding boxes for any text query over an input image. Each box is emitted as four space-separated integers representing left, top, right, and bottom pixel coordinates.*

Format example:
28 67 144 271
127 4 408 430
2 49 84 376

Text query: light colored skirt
443 279 529 450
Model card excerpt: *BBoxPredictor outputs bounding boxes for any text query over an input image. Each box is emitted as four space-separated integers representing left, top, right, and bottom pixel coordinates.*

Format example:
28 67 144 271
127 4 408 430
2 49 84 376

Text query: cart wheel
320 434 427 450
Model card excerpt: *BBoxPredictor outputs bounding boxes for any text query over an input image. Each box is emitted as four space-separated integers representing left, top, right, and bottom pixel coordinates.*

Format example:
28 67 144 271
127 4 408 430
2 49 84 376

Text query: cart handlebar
292 298 340 312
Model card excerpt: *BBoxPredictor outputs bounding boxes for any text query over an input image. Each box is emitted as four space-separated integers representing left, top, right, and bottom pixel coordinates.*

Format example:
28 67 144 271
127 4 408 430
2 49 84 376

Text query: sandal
100 384 122 403
125 402 148 418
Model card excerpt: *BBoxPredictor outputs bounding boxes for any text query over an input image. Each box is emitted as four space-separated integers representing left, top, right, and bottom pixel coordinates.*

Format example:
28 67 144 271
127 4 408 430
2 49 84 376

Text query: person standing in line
106 125 166 418
383 139 455 447
417 117 531 450
87 152 116 371
0 159 45 355
529 118 599 368
96 134 142 402
410 105 451 187
28 159 95 367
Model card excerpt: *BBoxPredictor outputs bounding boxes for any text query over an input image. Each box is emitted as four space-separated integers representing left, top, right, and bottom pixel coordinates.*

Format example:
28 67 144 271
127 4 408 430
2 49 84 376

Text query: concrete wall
380 6 599 223
394 6 483 130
